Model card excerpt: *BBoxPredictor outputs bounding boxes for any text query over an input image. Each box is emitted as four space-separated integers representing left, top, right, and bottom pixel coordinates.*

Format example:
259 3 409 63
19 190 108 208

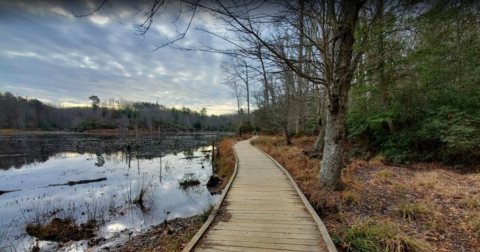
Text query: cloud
0 0 237 115
89 14 109 25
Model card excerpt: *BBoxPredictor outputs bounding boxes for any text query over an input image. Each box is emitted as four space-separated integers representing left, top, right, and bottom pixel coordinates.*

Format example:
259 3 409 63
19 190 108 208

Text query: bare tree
77 0 380 189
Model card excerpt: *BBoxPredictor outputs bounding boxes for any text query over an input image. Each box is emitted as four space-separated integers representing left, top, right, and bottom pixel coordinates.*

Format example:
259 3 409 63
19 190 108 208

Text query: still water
0 133 220 251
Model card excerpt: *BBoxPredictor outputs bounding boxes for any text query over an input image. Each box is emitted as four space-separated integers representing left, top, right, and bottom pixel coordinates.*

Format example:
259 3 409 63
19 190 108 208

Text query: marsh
0 132 223 251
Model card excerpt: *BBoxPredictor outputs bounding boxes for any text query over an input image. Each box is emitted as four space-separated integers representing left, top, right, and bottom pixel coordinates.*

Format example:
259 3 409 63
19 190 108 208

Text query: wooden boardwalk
195 139 328 252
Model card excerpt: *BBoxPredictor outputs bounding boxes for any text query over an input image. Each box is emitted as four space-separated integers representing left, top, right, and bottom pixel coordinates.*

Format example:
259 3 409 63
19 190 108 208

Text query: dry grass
25 218 96 243
339 218 430 252
373 169 395 184
253 135 480 252
469 215 480 235
342 190 360 206
214 135 251 188
395 203 427 222
463 196 480 208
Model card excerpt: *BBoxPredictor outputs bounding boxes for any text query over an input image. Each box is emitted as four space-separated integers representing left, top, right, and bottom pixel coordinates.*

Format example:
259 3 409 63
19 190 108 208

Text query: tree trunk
319 103 348 190
312 118 325 153
284 127 292 145
318 0 365 190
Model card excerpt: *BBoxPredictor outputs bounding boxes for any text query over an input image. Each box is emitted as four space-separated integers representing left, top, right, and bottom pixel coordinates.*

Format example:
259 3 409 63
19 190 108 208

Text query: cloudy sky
0 0 236 115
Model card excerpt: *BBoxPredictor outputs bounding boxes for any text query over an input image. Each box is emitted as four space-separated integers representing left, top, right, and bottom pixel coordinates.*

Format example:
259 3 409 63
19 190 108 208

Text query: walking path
193 139 335 252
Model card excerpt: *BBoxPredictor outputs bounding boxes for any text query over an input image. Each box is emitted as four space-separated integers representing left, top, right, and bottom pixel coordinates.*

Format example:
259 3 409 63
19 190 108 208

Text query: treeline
0 92 236 132
218 1 480 165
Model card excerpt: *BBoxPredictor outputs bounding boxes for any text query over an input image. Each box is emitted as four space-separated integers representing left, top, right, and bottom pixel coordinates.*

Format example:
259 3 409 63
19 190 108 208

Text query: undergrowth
337 218 429 252
253 135 480 251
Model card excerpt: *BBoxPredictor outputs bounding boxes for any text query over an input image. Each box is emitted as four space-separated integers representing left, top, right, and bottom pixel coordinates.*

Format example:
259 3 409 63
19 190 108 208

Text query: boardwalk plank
212 224 319 234
194 140 325 252
205 234 319 245
203 240 321 252
196 246 298 252
215 221 318 229
202 229 319 240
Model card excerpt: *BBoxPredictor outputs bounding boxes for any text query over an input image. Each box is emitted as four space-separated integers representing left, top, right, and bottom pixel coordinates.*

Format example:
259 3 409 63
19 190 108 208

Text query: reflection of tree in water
0 133 222 170
183 148 194 158
95 154 105 167
104 152 124 166
163 161 172 177
159 156 163 184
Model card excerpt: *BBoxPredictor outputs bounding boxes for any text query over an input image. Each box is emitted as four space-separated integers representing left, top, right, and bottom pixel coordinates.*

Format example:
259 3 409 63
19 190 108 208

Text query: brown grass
214 134 251 188
395 203 427 222
469 215 480 235
25 218 96 243
178 179 201 188
253 135 480 252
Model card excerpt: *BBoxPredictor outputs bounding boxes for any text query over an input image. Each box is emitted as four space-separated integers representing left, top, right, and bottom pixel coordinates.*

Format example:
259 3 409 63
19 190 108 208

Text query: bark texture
319 0 365 189
320 103 348 189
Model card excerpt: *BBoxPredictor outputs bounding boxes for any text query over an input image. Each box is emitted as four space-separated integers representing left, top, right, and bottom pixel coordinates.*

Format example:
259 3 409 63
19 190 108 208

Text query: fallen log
180 156 203 160
0 189 21 196
46 178 107 187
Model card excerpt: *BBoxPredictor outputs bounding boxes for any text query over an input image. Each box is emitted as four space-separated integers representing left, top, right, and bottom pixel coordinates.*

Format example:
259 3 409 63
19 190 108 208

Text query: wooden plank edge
182 138 244 252
252 142 338 252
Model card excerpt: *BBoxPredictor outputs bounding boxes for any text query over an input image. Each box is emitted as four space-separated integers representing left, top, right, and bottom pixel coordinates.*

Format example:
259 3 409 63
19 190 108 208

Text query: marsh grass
214 138 236 186
21 194 115 243
342 190 360 206
423 215 447 233
25 218 96 243
178 173 201 188
395 203 427 222
198 203 215 223
393 182 408 192
464 196 480 208
373 169 395 184
340 218 430 252
469 214 480 235
122 176 154 212
0 223 17 252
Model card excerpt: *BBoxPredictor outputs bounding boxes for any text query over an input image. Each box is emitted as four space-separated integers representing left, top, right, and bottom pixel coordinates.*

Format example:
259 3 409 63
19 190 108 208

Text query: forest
214 0 480 168
0 92 237 132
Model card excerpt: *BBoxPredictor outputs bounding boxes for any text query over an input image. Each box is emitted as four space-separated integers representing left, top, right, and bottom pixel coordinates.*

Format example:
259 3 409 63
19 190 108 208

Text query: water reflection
0 133 222 171
0 133 222 252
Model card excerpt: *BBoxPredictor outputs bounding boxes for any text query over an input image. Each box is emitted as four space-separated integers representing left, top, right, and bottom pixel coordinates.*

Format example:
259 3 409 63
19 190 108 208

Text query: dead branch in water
45 178 107 187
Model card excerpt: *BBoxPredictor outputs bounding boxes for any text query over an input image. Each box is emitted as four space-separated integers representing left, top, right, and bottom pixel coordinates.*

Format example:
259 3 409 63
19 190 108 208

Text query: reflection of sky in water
0 146 218 251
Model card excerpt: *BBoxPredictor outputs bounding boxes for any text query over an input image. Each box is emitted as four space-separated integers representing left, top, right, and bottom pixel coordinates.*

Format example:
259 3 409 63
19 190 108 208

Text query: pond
0 133 223 251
